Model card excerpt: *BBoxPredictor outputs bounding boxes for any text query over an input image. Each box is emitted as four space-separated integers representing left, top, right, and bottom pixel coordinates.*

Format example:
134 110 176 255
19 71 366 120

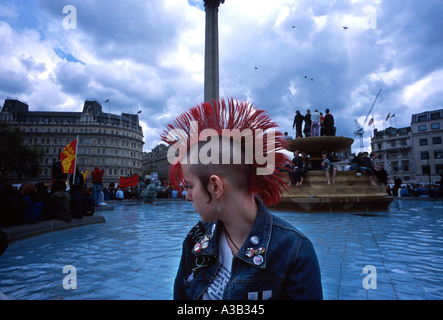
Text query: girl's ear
209 175 224 200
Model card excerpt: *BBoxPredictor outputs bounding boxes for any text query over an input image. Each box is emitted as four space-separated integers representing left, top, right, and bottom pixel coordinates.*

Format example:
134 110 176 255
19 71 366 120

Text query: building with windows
410 109 443 184
371 108 443 185
142 143 170 180
1 98 144 186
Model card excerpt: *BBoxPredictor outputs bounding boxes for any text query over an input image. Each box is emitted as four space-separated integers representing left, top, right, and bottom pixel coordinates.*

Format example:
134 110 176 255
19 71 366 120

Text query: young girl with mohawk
161 98 322 300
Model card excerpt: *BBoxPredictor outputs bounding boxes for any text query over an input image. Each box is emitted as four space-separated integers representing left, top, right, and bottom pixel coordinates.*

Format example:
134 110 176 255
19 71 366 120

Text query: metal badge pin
193 243 202 254
201 241 209 249
255 247 265 255
250 236 259 245
246 248 255 258
200 235 209 244
253 255 264 266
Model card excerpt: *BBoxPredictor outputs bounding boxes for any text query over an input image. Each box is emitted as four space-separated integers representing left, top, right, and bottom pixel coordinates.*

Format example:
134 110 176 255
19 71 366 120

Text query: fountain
141 179 165 203
271 136 393 213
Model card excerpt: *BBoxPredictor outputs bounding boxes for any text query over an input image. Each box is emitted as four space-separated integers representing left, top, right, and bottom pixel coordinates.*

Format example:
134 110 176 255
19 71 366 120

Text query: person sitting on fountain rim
321 150 337 185
288 150 303 187
361 152 377 186
295 152 311 186
349 152 364 173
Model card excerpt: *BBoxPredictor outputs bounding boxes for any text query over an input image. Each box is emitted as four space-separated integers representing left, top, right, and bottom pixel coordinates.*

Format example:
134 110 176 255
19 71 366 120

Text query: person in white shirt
310 109 320 137
115 187 124 200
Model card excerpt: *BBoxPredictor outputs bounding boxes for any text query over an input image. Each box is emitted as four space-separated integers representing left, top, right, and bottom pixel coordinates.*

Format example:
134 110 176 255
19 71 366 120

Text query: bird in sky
343 26 348 30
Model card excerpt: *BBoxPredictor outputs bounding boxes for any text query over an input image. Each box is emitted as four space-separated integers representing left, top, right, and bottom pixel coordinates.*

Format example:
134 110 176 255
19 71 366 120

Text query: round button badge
253 255 264 266
193 243 202 254
250 236 259 245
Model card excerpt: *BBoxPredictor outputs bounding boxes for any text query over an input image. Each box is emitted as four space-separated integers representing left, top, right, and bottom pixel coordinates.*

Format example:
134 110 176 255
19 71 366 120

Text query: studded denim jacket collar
191 201 272 269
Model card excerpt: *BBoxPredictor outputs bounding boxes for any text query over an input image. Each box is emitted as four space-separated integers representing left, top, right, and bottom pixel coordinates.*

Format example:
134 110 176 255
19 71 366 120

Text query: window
436 164 443 175
421 151 429 160
433 137 442 144
418 125 426 131
422 165 430 175
419 139 428 146
402 161 409 171
431 123 440 130
431 112 440 120
434 150 443 159
418 115 427 122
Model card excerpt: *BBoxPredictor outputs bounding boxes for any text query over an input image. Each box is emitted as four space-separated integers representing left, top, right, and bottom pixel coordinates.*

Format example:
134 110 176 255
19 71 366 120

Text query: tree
0 122 43 180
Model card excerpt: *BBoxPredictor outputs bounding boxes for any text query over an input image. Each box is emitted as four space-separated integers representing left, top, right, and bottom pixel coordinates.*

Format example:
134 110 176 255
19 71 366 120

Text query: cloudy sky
1 0 442 153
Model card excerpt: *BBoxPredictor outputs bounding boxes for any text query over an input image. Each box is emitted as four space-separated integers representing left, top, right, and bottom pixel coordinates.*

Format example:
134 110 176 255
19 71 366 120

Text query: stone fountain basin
286 136 354 157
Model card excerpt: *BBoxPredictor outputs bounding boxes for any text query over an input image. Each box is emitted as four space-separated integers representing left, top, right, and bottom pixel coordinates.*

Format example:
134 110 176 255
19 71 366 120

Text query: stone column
203 0 224 103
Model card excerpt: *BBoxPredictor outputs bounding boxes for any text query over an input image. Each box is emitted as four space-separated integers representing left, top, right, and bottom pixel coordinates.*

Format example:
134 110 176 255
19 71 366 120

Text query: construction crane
354 88 382 151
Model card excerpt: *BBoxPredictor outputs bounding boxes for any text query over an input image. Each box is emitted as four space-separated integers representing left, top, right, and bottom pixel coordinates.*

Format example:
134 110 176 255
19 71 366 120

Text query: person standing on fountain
324 109 335 136
310 109 320 137
163 98 323 300
292 110 304 138
319 112 326 136
321 150 337 185
303 109 311 137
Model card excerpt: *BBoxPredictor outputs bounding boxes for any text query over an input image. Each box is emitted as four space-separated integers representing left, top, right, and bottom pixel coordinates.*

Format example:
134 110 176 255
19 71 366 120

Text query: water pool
0 199 442 300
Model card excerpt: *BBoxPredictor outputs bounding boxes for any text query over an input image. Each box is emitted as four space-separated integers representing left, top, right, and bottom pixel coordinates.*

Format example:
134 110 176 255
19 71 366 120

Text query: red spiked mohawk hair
160 98 291 206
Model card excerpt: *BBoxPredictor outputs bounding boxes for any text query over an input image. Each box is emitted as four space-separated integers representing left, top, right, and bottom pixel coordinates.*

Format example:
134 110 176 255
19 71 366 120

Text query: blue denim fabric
92 183 102 206
174 201 323 300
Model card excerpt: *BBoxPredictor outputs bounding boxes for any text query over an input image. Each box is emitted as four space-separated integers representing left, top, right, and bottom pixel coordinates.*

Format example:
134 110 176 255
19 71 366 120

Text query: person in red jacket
91 166 104 206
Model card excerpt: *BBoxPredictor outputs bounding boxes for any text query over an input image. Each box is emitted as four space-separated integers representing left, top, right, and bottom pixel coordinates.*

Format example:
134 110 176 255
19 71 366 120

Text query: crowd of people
348 151 387 186
388 175 443 198
285 150 391 187
0 170 190 228
0 162 108 228
289 108 336 139
0 180 95 228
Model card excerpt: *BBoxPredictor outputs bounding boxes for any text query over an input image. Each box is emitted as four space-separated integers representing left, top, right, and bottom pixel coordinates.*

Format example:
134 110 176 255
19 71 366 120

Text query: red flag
119 174 139 187
60 138 77 174
385 113 390 121
368 118 374 126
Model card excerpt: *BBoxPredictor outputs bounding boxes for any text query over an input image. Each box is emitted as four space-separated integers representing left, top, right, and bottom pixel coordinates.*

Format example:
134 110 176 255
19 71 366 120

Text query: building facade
142 143 170 180
371 108 443 185
410 109 443 184
1 98 144 186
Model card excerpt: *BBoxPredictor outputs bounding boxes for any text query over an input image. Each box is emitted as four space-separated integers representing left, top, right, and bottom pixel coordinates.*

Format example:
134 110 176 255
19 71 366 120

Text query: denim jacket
174 201 323 300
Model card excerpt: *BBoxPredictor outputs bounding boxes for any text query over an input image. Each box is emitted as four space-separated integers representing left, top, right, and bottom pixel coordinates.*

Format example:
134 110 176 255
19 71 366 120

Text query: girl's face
181 164 218 222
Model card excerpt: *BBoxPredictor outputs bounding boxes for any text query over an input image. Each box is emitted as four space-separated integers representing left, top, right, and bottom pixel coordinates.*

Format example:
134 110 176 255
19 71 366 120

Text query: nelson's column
203 0 224 103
